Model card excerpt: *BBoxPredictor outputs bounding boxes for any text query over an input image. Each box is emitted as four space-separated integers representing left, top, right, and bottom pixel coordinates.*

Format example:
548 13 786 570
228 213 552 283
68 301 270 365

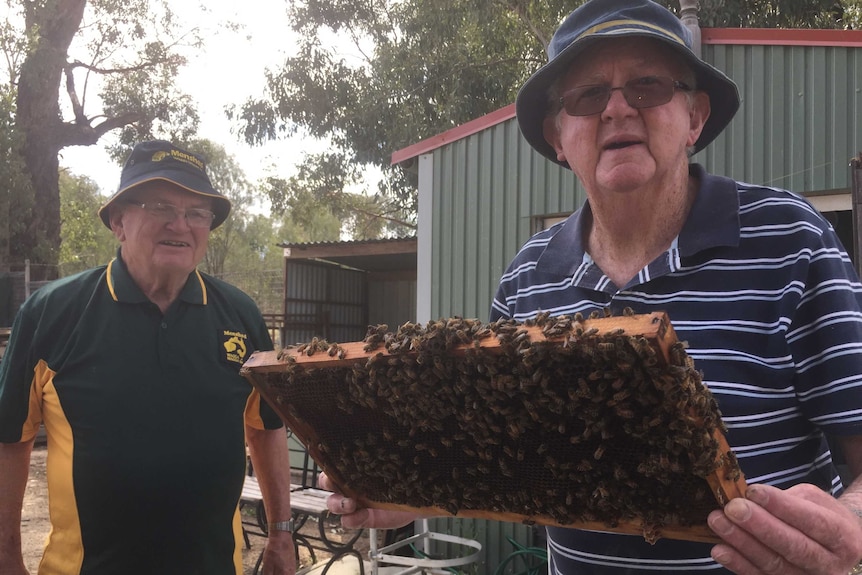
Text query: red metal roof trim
390 28 862 164
703 28 862 47
391 104 515 165
278 236 417 249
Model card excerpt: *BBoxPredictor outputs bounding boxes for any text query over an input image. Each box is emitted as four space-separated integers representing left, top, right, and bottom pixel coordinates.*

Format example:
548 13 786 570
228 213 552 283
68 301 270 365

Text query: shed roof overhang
278 237 417 273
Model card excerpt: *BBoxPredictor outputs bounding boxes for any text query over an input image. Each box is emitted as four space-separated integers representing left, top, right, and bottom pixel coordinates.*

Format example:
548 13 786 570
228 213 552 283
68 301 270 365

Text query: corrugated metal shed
276 237 417 345
392 27 862 575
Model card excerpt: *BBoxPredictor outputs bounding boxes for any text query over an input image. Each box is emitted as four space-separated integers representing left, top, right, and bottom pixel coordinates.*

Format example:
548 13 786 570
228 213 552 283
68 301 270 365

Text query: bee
597 342 615 353
534 310 551 326
505 422 522 440
592 486 609 499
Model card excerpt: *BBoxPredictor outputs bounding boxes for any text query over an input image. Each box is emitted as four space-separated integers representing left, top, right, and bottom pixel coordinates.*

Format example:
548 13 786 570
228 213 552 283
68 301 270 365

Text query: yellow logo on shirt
222 330 249 365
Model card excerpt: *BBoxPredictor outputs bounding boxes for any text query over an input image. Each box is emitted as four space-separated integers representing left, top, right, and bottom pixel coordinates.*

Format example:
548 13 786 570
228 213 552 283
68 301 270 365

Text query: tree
58 170 116 276
261 151 412 240
234 0 859 234
232 0 572 235
0 16 32 271
674 0 861 27
8 0 202 277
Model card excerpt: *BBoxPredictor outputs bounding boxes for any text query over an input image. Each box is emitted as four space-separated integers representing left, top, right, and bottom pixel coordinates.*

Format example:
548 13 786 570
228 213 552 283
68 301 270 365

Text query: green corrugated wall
701 44 861 191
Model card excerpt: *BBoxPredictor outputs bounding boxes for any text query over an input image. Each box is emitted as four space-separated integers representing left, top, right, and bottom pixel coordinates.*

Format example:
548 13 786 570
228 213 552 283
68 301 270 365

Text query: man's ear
108 207 126 241
687 91 711 148
542 115 568 164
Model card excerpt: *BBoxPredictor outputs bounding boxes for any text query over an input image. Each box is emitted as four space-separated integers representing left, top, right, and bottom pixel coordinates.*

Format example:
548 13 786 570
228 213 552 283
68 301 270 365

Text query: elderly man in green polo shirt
0 140 296 575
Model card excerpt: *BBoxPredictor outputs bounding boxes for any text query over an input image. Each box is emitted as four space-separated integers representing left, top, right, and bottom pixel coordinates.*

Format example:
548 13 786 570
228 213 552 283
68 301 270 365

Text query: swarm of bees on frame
265 309 741 543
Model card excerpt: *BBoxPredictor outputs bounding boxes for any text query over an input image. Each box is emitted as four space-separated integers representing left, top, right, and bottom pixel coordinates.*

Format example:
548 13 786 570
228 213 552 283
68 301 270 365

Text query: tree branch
63 63 87 125
55 112 145 148
67 55 184 76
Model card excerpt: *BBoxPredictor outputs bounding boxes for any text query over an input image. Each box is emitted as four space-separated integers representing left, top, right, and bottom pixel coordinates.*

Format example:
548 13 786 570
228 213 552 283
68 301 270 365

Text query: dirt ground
21 444 371 574
21 444 48 573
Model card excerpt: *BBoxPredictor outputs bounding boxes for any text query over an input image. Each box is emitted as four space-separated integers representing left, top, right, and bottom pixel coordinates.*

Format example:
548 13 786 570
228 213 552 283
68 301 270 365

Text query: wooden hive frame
241 311 747 544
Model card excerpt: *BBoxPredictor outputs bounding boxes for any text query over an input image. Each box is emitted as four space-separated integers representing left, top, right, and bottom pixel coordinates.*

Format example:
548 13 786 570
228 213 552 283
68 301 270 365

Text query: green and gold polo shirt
0 254 280 575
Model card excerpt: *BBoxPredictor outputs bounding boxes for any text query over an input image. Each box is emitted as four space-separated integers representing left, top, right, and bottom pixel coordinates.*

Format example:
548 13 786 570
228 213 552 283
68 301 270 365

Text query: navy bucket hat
516 0 740 166
98 140 231 230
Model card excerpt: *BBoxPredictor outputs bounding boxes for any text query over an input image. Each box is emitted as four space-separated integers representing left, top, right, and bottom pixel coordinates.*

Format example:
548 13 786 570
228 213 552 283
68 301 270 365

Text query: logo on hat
151 149 206 172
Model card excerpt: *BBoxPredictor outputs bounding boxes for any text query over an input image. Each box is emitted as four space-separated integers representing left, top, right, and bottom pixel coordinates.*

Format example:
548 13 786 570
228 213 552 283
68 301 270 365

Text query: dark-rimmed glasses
559 75 692 117
127 202 215 229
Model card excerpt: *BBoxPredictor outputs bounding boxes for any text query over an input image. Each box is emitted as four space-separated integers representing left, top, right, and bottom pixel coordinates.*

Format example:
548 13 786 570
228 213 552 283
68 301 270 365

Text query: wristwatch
267 519 295 533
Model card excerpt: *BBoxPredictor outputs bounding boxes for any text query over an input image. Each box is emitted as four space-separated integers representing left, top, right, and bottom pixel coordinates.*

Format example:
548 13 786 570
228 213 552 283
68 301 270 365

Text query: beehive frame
241 311 746 543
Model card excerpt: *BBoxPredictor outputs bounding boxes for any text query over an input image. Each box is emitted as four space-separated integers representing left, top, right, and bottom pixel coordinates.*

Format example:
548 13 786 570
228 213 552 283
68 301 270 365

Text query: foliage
58 171 117 275
234 0 859 235
6 0 203 271
276 208 342 245
232 0 572 233
663 0 862 27
0 82 32 269
262 151 412 240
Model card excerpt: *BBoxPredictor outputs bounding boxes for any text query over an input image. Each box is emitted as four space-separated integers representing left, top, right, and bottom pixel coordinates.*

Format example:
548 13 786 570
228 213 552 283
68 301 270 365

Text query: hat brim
516 32 740 167
98 173 231 230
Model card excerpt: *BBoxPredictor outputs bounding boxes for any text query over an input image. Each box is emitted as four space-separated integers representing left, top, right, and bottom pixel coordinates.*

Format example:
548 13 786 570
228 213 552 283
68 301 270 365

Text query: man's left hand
260 532 297 575
708 483 862 574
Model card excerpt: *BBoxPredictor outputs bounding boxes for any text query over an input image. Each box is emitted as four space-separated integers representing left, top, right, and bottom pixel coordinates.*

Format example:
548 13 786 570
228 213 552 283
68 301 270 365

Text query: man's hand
708 483 862 574
319 473 418 530
260 531 296 575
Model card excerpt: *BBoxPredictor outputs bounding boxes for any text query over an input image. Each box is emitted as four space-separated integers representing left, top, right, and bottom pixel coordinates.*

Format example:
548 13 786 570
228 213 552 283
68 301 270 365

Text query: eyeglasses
127 202 215 229
559 75 692 117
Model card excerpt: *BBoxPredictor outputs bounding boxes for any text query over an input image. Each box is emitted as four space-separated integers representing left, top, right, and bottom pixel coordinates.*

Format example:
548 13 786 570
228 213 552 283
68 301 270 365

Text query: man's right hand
319 472 419 530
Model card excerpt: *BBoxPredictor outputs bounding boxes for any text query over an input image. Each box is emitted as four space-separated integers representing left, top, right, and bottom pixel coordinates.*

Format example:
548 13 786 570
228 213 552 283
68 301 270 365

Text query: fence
212 269 283 316
0 261 285 326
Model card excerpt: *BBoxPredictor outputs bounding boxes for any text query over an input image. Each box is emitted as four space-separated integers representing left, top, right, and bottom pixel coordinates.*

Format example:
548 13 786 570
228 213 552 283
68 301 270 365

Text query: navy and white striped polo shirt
490 164 862 574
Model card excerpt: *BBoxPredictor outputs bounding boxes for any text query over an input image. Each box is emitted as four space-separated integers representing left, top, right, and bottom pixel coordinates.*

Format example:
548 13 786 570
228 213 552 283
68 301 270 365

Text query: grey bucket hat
515 0 740 166
98 140 231 229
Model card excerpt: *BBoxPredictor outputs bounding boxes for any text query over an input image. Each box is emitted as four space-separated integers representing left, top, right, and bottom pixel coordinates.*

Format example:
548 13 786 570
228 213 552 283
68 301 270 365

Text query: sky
59 1 317 198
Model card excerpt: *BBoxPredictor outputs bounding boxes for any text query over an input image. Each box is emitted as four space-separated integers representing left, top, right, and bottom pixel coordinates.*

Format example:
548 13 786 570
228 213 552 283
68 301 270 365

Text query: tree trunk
13 0 87 277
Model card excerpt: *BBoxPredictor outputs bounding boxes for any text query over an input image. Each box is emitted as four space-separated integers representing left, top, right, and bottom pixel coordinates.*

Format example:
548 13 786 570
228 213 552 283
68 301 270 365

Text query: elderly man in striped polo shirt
323 1 862 574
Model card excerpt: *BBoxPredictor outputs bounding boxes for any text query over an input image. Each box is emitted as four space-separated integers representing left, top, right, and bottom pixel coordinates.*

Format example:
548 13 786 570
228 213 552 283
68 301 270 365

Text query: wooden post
280 247 290 349
852 153 862 278
679 0 701 57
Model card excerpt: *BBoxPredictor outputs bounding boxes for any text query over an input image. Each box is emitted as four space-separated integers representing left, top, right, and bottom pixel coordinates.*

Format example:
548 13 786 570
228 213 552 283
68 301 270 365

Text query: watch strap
268 518 295 533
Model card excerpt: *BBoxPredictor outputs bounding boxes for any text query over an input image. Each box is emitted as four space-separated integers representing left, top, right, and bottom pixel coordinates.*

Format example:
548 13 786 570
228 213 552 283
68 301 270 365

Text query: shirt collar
105 248 208 305
536 164 741 276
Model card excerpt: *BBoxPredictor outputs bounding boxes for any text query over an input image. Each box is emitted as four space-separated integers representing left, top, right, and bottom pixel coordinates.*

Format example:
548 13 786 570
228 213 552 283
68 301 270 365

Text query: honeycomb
241 310 746 544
